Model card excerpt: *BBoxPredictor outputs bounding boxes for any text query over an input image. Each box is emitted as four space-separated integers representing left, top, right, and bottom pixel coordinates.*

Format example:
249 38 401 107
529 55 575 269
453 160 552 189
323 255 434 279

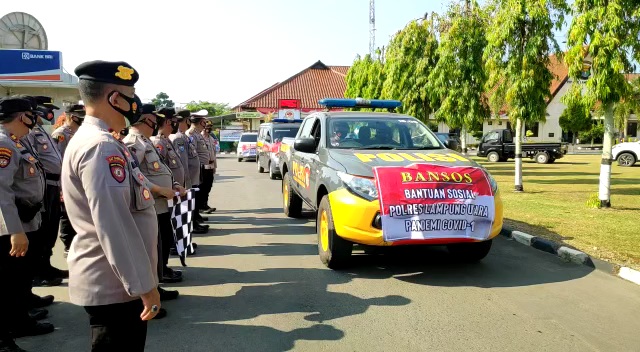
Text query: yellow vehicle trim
327 188 504 246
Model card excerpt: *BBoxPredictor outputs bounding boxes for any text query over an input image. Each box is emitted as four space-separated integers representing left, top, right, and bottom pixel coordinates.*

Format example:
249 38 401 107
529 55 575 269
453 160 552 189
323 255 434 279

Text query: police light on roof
271 118 304 123
318 98 402 110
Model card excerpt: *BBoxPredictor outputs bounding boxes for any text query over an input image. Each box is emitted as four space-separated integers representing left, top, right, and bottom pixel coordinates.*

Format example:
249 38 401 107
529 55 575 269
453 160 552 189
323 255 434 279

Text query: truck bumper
327 188 504 246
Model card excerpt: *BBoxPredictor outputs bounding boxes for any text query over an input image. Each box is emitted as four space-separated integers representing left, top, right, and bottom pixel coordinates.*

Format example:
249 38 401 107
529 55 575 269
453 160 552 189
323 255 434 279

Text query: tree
344 48 386 111
382 16 440 122
613 77 640 140
151 92 174 108
429 0 490 154
559 88 593 143
564 0 640 207
184 101 231 117
484 0 568 192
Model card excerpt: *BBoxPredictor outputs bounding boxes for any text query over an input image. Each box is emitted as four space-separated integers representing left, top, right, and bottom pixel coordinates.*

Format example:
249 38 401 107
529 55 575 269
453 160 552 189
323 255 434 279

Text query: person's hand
140 287 161 321
156 187 176 199
10 233 29 257
173 185 187 196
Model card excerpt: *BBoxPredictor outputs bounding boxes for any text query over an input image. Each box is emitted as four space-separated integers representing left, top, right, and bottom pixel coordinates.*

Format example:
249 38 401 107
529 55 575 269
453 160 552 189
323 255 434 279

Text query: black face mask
120 127 130 136
108 91 140 125
72 116 83 126
23 112 38 129
171 122 179 134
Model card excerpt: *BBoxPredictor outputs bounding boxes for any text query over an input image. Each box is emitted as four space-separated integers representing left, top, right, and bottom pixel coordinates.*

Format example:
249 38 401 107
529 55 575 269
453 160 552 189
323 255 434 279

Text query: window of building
525 122 540 137
627 122 638 138
488 121 493 126
549 133 555 138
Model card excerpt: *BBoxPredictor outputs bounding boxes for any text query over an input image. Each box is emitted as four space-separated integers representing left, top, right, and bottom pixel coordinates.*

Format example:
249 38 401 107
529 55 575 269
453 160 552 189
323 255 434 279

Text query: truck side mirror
293 137 316 153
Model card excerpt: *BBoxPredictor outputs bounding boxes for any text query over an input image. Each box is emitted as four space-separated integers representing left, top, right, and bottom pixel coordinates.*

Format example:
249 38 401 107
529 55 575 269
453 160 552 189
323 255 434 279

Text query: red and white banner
373 164 495 242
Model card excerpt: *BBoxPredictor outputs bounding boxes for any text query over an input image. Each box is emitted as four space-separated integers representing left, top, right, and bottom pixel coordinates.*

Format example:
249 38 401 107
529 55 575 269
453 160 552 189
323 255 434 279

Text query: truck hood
328 148 481 178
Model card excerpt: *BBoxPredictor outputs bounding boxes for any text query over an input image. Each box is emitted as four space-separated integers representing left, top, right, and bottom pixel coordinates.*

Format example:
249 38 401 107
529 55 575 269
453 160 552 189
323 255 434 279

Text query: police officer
152 108 186 187
186 111 212 223
51 104 85 257
122 104 185 289
170 110 208 234
21 96 67 287
0 97 53 352
200 121 216 214
62 60 162 351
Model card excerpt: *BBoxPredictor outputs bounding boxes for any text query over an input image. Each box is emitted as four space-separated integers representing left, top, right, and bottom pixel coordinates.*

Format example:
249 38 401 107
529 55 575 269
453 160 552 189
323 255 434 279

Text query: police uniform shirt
186 127 210 166
206 135 217 169
61 115 158 306
123 130 173 215
172 130 200 187
151 134 186 187
51 125 75 158
0 126 45 235
23 125 63 186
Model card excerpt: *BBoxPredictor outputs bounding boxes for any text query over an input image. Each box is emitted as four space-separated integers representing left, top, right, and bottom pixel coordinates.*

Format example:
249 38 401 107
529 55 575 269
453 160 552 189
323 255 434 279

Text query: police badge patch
107 155 126 183
0 148 12 168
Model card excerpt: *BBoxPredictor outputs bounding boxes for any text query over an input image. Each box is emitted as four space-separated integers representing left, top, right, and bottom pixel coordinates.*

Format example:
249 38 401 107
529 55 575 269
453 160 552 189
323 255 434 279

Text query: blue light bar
271 118 304 123
318 98 402 109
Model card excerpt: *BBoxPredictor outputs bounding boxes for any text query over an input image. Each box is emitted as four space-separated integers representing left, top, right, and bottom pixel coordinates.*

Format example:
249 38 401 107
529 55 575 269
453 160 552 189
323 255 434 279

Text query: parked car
612 140 640 166
237 132 258 162
477 129 568 164
435 133 462 152
257 119 303 179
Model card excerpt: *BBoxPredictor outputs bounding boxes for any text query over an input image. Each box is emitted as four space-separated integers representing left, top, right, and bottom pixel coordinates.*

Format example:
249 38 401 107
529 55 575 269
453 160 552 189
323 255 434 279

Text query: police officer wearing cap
186 111 213 226
170 110 208 234
152 108 186 188
62 60 162 351
0 97 52 352
200 121 217 214
52 104 85 257
17 96 68 287
122 104 186 290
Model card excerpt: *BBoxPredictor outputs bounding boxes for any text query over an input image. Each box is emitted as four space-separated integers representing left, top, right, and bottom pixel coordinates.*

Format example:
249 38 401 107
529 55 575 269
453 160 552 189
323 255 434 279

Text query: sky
3 0 450 107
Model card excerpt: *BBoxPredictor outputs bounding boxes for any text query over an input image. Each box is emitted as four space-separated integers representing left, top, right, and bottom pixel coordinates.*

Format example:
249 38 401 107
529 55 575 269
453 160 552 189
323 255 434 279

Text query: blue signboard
0 49 62 81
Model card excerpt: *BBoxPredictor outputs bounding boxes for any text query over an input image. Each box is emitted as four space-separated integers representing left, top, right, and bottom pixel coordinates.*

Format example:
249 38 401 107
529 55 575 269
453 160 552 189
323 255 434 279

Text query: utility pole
369 0 376 58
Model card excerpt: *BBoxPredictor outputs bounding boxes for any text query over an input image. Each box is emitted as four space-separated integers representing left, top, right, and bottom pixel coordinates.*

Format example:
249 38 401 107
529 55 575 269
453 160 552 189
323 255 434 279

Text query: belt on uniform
46 173 61 181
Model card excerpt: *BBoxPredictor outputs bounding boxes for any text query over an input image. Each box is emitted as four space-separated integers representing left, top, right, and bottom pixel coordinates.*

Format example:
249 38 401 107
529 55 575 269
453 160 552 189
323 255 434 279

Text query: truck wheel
318 195 353 269
282 173 302 218
548 157 556 164
447 240 492 262
535 152 550 164
238 157 242 162
269 161 277 180
617 152 636 167
487 152 500 163
257 157 265 173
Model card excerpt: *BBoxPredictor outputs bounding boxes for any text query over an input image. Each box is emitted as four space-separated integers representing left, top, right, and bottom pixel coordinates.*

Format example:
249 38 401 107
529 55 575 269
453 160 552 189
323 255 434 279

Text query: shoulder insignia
0 147 12 168
152 161 160 170
28 156 35 162
10 135 17 142
28 166 36 176
57 135 65 142
106 155 126 183
142 187 151 200
138 172 144 182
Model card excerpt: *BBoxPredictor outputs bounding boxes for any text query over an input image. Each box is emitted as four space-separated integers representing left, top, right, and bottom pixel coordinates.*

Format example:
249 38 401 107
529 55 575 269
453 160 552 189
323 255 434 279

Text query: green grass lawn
475 154 640 270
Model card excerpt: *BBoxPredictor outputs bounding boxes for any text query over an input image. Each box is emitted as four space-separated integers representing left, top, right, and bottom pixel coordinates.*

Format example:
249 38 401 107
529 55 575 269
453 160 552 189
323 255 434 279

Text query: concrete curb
500 228 640 286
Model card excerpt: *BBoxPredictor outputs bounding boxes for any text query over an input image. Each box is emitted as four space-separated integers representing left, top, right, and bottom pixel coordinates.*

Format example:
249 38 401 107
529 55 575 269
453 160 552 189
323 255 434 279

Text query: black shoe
204 207 217 214
192 227 207 234
29 294 54 309
10 321 55 338
195 221 210 229
158 287 179 301
0 341 27 352
32 277 63 287
153 308 167 320
28 308 48 321
160 271 183 284
63 248 69 258
164 267 182 278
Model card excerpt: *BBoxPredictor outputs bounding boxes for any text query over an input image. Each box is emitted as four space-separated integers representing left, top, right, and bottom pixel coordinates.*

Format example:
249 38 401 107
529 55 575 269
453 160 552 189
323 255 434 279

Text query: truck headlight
337 172 378 201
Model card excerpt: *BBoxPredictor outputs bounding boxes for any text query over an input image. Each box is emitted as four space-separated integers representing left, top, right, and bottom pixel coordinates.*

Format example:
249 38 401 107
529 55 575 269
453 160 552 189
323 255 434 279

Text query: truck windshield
272 127 299 141
327 118 442 150
240 134 257 142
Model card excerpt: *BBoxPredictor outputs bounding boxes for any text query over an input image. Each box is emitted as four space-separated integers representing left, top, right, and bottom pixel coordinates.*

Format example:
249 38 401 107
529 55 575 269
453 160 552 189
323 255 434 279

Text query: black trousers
157 213 173 275
0 235 34 344
84 299 147 352
59 205 77 251
200 166 214 210
31 184 61 275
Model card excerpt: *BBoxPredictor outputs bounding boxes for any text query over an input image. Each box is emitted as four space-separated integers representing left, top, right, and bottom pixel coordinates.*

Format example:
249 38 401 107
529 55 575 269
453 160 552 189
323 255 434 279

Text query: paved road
21 155 640 352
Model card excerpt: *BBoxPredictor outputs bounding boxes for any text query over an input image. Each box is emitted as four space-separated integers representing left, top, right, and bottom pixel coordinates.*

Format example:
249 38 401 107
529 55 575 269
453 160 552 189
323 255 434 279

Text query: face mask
108 91 140 124
22 112 37 129
171 122 179 134
72 116 83 126
120 127 130 136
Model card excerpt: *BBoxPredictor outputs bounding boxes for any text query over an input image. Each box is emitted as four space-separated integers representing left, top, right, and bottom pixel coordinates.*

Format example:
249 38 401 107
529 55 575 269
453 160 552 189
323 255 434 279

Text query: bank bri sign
0 49 62 81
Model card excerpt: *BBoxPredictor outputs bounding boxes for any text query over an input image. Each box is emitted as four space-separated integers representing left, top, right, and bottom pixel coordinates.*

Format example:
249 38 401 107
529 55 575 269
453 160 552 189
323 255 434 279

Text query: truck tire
617 152 637 167
282 173 302 218
238 157 242 162
487 152 500 163
318 195 353 269
548 157 556 164
447 239 492 262
257 157 265 173
535 152 550 164
269 161 277 180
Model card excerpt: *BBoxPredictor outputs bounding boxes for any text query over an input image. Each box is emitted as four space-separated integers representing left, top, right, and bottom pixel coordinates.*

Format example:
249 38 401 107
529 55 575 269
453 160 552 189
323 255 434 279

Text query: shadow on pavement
194 243 317 257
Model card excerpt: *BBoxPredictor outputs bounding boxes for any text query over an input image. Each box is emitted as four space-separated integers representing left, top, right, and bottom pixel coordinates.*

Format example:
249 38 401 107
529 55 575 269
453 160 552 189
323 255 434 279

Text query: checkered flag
167 188 198 266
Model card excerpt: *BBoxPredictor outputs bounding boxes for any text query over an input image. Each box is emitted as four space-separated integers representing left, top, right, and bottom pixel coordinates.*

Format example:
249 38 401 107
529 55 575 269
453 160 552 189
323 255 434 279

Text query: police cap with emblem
0 97 33 121
175 109 191 120
158 107 175 119
141 104 166 123
189 109 208 122
66 104 86 117
34 96 60 110
74 60 139 86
